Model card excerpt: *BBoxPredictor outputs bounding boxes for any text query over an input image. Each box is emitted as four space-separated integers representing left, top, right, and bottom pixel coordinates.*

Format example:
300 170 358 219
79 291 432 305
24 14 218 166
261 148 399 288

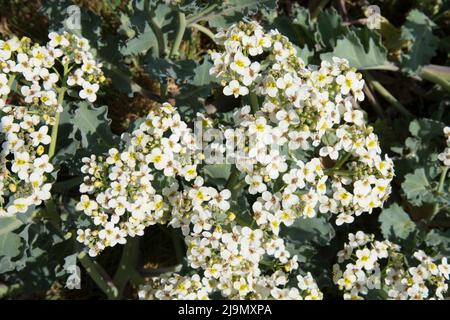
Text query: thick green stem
171 228 184 265
160 82 168 100
333 152 351 170
2 74 16 101
365 73 413 119
186 4 218 24
420 68 450 92
324 169 353 177
48 87 66 161
421 65 450 82
113 237 140 298
437 166 449 194
146 0 166 58
310 0 330 19
170 12 186 58
78 252 119 299
249 92 259 114
225 165 241 191
430 166 449 222
189 23 215 41
363 84 384 118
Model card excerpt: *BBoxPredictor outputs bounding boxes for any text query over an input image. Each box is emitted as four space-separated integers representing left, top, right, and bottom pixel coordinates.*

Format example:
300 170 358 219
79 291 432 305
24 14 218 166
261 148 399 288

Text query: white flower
79 81 99 102
210 189 231 211
336 71 360 95
30 125 51 146
230 51 251 75
76 195 98 215
245 175 267 194
355 248 377 270
223 80 249 98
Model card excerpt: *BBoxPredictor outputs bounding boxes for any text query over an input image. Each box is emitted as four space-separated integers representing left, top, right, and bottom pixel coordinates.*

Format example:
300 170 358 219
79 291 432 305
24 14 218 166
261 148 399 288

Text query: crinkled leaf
379 204 416 240
204 0 277 28
191 60 214 86
73 103 118 154
203 164 231 181
282 215 335 246
146 57 196 83
425 229 450 256
315 8 348 50
409 118 445 142
0 233 21 258
321 29 393 70
291 6 316 47
120 29 157 56
0 216 23 237
400 10 438 75
402 168 435 206
297 44 315 65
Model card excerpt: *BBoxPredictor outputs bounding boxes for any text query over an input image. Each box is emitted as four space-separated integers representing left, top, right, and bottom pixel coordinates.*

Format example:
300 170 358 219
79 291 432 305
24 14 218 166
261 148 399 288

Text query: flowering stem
365 73 413 119
324 169 352 177
186 4 218 25
48 87 67 161
145 0 166 58
3 74 16 100
310 0 330 19
430 166 449 222
78 252 119 299
171 228 184 265
437 166 448 194
225 165 242 192
363 84 384 118
189 23 215 41
249 92 259 114
170 11 186 58
333 152 351 170
113 237 140 298
44 199 118 299
420 67 450 92
160 82 168 100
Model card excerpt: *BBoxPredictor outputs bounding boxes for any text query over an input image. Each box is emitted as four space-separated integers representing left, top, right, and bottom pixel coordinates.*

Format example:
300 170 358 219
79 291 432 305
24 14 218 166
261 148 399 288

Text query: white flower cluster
76 103 203 257
438 126 450 166
0 33 104 216
210 21 394 226
77 101 322 299
333 231 450 300
138 176 322 300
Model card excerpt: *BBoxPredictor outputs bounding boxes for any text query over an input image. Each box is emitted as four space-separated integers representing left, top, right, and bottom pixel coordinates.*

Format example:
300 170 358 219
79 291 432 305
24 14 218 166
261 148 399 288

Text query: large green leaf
409 118 445 142
146 57 196 83
282 215 335 246
120 28 157 56
73 103 118 154
401 168 435 206
314 8 347 50
0 233 21 258
192 60 214 86
426 229 450 256
321 29 394 70
202 0 277 28
0 216 23 237
400 10 439 75
379 204 416 240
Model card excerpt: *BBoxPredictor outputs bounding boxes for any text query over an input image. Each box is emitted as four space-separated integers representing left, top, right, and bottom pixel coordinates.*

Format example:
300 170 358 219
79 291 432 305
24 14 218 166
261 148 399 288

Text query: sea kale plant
0 0 449 300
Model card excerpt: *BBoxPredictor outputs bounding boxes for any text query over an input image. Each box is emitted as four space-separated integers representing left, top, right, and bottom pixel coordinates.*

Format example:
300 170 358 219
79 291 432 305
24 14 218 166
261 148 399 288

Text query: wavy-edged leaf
379 204 416 240
401 168 434 206
282 215 335 246
73 103 118 154
321 29 394 70
400 10 438 75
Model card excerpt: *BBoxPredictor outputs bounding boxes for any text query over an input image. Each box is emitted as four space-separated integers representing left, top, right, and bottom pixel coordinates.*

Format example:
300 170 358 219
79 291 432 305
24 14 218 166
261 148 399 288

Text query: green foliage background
0 0 449 299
